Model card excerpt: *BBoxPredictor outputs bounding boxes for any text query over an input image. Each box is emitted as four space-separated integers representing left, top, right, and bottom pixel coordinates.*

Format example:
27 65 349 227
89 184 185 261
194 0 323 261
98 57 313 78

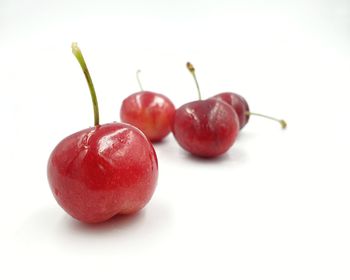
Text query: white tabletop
1 0 349 279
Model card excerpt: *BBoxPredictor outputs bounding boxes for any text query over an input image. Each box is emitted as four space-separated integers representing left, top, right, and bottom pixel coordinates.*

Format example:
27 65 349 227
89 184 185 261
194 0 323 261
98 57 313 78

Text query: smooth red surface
120 91 176 142
172 99 239 158
47 122 158 223
212 92 250 129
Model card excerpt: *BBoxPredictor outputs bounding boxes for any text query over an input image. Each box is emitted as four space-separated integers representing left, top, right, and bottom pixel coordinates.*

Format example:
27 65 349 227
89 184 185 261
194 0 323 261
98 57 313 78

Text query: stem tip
186 62 195 73
186 62 202 100
71 42 79 54
246 111 287 129
280 120 287 129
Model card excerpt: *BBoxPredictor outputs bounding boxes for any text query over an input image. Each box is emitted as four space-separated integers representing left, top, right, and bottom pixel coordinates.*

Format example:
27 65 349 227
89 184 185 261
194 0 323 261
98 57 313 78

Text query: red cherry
47 43 158 223
213 92 287 129
120 71 175 142
212 92 250 129
173 99 239 157
172 62 239 158
48 123 158 223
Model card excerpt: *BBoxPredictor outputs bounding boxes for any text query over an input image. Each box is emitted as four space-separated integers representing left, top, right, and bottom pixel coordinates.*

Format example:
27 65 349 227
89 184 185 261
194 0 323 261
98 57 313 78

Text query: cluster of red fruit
47 43 286 223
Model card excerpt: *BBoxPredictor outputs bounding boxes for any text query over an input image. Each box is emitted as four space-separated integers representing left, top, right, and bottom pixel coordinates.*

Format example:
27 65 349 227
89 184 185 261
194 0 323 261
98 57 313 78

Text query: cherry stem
186 62 202 100
71 42 100 126
246 112 287 129
136 69 144 91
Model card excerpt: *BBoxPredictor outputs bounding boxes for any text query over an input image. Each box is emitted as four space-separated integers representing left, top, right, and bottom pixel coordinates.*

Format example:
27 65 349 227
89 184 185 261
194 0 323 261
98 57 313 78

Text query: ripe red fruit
172 62 239 158
213 92 287 129
47 43 158 223
48 123 158 223
173 99 239 157
120 71 175 142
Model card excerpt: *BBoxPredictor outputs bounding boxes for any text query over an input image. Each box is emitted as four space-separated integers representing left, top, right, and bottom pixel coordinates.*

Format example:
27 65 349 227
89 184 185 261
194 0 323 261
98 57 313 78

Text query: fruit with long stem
172 62 239 158
47 43 158 223
120 70 176 142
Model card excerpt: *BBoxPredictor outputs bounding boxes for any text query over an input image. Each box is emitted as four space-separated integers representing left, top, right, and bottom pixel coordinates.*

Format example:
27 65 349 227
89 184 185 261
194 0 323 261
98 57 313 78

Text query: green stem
186 62 202 100
246 111 287 129
71 42 100 126
136 70 144 91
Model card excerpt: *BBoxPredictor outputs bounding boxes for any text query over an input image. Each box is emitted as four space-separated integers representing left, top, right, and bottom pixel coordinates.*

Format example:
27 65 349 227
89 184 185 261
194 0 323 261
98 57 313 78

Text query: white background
1 0 350 279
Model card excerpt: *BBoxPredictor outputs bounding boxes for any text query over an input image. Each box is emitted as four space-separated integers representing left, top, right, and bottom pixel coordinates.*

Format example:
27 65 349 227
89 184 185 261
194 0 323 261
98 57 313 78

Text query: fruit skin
172 99 239 158
47 122 158 223
120 91 176 142
212 92 250 129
